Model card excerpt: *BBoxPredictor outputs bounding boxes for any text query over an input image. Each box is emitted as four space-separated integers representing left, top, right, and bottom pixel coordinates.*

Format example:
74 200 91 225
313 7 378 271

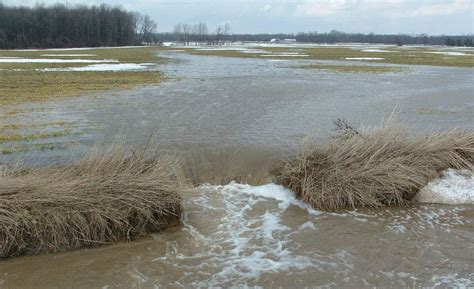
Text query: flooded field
0 183 473 288
1 45 473 288
2 48 473 161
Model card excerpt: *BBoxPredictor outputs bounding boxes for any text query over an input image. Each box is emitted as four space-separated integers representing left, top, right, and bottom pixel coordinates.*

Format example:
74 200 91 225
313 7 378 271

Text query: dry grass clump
272 120 474 211
0 146 185 259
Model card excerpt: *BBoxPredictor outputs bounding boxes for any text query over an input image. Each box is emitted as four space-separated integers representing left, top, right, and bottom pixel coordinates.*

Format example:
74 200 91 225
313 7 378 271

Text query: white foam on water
431 273 473 288
383 205 467 234
299 221 316 230
345 57 384 60
221 182 320 215
0 58 117 63
41 54 97 57
150 182 321 287
40 63 153 72
416 169 474 205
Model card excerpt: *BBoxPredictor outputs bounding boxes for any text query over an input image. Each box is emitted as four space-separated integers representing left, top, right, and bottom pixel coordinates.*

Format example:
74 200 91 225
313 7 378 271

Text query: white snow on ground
416 169 474 205
345 57 385 60
276 52 305 55
196 48 243 51
41 63 154 72
41 54 97 57
0 58 117 63
195 47 270 54
261 54 309 57
425 51 469 56
362 49 395 53
240 49 270 54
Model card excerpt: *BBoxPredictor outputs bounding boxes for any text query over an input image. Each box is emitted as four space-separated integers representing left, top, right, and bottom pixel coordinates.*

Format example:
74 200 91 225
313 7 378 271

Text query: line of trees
159 28 473 47
0 3 158 49
172 22 231 45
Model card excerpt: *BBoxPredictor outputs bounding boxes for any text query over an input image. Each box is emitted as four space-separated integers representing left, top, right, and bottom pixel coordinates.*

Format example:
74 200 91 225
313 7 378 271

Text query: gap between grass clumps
271 119 474 211
0 145 185 259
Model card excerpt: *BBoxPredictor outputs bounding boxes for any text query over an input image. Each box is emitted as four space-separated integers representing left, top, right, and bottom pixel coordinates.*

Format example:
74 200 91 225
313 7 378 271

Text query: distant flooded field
1 44 473 288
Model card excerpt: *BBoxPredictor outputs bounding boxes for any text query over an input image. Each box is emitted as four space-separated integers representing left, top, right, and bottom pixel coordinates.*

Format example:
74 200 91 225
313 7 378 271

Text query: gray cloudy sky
3 0 474 35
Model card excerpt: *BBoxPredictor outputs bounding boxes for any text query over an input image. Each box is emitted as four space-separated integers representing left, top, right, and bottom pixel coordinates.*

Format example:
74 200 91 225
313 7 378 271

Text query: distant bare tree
223 23 231 35
173 23 183 42
141 15 157 44
182 23 192 45
215 24 225 45
194 22 208 44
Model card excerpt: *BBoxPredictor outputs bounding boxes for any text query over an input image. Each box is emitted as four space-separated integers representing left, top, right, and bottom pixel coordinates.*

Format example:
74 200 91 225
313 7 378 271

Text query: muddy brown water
0 49 473 288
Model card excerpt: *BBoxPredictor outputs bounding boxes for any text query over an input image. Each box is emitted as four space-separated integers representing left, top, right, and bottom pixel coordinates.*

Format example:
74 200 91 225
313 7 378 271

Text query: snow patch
426 51 469 56
416 169 474 205
0 58 117 63
362 49 395 53
41 54 97 57
261 54 309 57
345 57 384 60
40 63 154 72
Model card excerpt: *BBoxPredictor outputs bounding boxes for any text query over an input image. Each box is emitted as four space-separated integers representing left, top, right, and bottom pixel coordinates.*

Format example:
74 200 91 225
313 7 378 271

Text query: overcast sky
3 0 473 35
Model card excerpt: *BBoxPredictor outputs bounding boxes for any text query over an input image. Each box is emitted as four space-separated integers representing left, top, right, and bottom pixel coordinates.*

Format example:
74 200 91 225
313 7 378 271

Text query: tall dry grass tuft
272 120 474 211
0 146 185 259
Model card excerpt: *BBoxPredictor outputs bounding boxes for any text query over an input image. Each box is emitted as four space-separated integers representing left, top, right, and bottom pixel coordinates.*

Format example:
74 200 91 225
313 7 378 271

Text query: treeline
159 28 473 47
0 3 158 49
172 22 231 45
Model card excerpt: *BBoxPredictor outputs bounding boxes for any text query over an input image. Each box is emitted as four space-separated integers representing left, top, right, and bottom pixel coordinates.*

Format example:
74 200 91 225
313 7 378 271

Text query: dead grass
0 145 185 259
0 47 166 105
272 119 474 211
0 70 166 105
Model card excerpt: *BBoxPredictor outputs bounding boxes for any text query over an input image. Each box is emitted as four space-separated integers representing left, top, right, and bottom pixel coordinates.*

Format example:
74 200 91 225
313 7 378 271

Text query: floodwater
1 49 473 288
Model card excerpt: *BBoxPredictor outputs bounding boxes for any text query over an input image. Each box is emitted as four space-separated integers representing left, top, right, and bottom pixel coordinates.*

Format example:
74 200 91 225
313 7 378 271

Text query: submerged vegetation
0 146 184 258
272 120 474 211
299 64 404 73
183 46 474 68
